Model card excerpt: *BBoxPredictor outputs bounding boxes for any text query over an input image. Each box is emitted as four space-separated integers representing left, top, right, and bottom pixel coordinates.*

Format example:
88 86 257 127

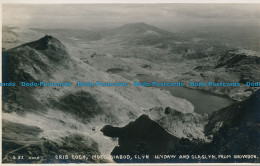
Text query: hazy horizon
3 4 260 32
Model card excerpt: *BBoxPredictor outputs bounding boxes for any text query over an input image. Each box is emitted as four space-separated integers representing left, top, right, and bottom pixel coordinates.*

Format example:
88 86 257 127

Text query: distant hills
2 23 260 163
105 22 175 42
31 22 176 46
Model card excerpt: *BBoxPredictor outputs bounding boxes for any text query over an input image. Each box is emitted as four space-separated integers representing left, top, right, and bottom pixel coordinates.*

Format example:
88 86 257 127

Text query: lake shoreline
116 72 235 115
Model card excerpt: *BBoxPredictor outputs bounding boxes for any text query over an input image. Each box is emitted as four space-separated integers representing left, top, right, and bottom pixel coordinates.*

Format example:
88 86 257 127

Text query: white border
1 0 260 166
1 0 260 3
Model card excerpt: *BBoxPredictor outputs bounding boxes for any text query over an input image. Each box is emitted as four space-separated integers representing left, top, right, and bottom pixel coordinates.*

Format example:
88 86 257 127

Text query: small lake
117 72 234 115
107 68 125 73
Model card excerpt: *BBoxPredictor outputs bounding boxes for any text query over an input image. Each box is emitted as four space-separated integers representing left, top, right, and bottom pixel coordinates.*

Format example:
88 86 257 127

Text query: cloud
3 4 260 29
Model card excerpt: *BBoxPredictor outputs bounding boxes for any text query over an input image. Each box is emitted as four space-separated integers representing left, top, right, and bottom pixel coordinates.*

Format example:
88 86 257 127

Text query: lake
117 73 234 115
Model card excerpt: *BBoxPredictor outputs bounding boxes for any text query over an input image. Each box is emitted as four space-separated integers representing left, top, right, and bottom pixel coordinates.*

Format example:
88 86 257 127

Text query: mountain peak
10 35 70 63
42 34 54 40
3 35 70 83
24 35 67 52
112 22 173 38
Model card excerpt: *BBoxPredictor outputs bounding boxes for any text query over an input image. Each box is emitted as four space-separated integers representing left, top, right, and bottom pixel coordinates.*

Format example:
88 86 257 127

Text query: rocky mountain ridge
2 35 200 163
2 24 259 163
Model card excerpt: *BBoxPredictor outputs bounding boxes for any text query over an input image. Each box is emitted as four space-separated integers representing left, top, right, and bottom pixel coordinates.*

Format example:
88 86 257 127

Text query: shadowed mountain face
52 91 103 123
2 120 102 163
203 89 260 159
2 24 260 164
3 35 70 83
2 36 107 163
2 35 72 114
101 115 180 162
101 90 260 163
25 35 66 50
215 50 260 83
22 35 69 62
171 89 260 163
205 88 260 134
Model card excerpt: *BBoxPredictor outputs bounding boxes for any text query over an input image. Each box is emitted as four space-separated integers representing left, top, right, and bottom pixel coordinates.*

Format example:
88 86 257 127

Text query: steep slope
3 35 70 83
201 91 260 161
2 120 103 163
176 49 260 101
205 88 260 137
144 107 208 140
2 35 72 114
101 114 180 162
171 89 260 163
2 35 197 163
101 89 260 163
2 35 78 112
215 49 260 83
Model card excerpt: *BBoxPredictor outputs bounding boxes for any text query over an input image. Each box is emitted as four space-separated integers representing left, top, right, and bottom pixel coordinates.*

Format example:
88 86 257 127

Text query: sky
2 4 260 31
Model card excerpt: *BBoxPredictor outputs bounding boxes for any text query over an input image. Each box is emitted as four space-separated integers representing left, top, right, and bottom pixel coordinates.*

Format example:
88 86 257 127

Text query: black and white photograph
1 1 260 164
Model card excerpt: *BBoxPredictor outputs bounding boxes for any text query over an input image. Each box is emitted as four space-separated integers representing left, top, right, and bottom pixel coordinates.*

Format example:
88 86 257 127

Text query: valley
2 22 260 163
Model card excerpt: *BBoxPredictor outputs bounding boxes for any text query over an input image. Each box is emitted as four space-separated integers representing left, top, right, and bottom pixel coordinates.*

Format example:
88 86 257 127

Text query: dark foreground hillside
102 89 260 163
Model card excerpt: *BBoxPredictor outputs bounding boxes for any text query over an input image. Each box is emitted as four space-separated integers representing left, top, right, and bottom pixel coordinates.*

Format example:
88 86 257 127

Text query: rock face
101 114 180 162
2 120 103 163
2 35 71 115
178 49 260 101
52 91 103 123
171 89 260 162
144 107 208 140
22 35 69 62
215 49 260 83
216 50 260 68
3 35 198 163
4 32 258 163
204 89 260 160
3 35 70 83
2 36 103 163
101 89 260 163
205 88 260 136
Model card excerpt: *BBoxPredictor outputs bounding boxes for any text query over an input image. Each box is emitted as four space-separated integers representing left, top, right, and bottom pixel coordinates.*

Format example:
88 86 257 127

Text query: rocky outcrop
101 89 260 162
2 35 71 114
101 114 180 162
3 35 70 83
2 120 103 163
3 35 197 163
144 107 208 140
205 88 260 137
170 89 260 162
51 91 105 123
216 49 260 83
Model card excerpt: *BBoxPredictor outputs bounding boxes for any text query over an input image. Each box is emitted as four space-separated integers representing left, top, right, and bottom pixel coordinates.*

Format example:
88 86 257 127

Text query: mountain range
2 23 260 163
2 35 198 163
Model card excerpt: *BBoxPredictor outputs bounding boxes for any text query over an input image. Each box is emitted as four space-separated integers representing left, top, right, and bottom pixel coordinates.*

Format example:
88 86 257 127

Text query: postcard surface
1 2 260 164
